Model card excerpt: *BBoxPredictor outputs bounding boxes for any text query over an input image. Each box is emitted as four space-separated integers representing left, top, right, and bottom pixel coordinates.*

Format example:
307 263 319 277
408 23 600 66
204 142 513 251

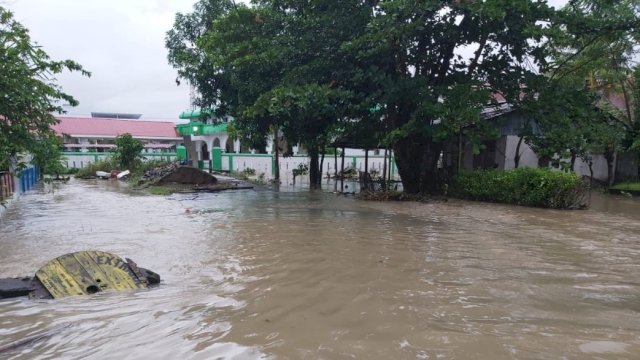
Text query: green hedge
452 168 588 209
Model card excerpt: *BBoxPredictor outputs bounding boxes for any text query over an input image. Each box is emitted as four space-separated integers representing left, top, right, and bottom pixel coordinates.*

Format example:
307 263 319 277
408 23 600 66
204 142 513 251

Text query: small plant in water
292 163 309 184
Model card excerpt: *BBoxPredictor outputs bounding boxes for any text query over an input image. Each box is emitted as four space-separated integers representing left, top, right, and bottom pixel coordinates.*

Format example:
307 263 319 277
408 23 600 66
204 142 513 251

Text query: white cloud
6 0 197 119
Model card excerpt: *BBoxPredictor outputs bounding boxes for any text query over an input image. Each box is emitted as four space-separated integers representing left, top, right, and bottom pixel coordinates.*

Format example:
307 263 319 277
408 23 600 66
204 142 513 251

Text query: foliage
167 0 370 188
292 163 308 178
520 77 624 171
75 158 175 180
30 134 67 176
452 168 588 209
166 0 638 194
235 167 267 185
113 133 144 170
344 0 557 194
241 168 256 176
337 167 358 180
74 158 119 179
538 0 639 164
234 167 257 181
0 6 89 170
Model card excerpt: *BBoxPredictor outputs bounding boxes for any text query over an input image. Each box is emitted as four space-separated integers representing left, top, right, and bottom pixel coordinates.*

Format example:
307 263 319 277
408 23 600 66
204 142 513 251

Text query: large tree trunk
419 143 443 194
309 146 321 189
394 135 442 194
334 147 338 192
340 146 345 192
388 149 394 188
319 145 325 180
364 149 368 175
273 128 280 181
394 136 422 194
382 148 388 191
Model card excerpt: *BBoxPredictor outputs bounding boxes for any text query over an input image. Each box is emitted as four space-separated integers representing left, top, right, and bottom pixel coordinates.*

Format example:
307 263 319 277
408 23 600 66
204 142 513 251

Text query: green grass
145 186 175 196
609 182 640 191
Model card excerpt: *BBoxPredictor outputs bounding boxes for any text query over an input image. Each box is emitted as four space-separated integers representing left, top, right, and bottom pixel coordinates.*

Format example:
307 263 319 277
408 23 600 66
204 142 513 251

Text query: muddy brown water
1 179 639 359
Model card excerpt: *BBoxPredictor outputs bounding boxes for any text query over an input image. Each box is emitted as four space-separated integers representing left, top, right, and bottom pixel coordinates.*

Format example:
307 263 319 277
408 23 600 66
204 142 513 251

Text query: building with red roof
53 116 181 152
52 115 183 168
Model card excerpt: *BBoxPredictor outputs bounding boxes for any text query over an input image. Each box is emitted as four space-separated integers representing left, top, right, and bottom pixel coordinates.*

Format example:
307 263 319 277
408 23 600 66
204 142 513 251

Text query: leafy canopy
113 133 144 170
0 6 89 170
166 0 639 193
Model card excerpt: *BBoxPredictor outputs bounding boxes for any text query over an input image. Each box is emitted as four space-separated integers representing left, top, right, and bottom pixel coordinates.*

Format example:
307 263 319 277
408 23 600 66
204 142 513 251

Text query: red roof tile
53 117 180 139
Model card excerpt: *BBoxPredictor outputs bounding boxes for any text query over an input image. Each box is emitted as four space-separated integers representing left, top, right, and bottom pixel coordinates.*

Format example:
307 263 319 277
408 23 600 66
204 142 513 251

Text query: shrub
74 158 120 179
452 168 588 209
113 133 144 169
292 163 309 177
234 168 256 180
242 167 256 176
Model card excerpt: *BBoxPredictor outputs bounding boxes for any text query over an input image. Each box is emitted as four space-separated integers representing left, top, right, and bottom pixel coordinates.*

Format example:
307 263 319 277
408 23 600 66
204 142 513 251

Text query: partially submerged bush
452 168 588 209
75 158 174 181
74 158 120 179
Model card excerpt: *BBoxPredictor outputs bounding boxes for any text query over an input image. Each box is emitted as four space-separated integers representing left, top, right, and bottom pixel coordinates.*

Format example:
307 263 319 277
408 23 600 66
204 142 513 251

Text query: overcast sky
7 0 197 119
6 0 567 120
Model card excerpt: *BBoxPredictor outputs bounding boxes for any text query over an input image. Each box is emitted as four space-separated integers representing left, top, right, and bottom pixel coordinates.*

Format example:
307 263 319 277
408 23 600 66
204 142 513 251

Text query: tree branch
467 33 487 75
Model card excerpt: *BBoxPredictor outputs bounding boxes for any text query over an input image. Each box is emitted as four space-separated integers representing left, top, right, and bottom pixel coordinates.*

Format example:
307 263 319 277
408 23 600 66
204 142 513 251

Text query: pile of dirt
156 166 218 185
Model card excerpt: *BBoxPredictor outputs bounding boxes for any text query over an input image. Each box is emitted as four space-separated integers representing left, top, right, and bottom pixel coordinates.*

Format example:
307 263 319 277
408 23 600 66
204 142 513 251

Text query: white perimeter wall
220 153 400 184
501 135 609 181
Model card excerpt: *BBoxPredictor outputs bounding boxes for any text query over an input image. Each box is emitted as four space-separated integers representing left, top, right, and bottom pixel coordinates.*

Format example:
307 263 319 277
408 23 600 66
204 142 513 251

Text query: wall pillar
212 147 223 171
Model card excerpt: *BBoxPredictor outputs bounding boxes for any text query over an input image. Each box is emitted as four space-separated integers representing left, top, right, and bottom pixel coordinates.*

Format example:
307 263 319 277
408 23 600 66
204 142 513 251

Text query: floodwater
1 179 640 359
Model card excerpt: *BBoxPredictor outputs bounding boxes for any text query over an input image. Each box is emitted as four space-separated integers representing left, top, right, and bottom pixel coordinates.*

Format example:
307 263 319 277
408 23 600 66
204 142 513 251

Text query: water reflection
1 179 640 359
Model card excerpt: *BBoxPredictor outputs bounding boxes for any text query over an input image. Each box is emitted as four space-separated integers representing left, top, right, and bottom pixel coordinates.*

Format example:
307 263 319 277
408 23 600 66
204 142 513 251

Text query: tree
113 133 144 169
339 1 558 193
167 2 285 180
528 0 640 183
31 134 67 178
168 0 371 188
246 84 351 187
167 0 637 194
0 6 89 171
521 77 624 177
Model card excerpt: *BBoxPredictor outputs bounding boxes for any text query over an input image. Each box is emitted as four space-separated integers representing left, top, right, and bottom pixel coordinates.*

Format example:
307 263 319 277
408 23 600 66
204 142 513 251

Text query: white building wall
501 135 608 181
502 135 539 169
323 155 393 178
224 155 272 175
574 154 609 181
